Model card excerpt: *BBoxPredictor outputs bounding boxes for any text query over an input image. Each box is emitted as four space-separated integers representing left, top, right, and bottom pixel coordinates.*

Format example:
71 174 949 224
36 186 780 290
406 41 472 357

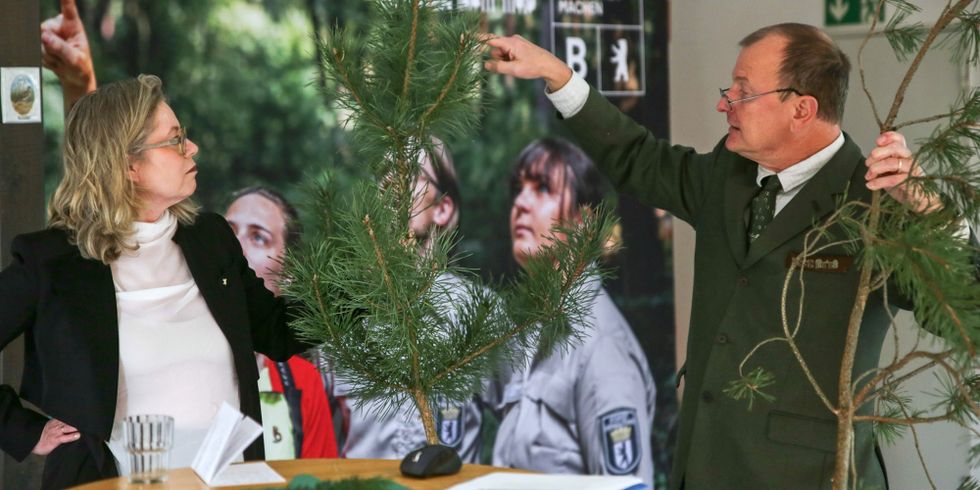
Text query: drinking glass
122 414 174 484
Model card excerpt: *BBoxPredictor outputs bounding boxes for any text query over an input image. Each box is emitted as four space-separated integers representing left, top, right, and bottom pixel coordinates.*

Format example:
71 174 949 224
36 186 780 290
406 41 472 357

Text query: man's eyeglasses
132 127 188 155
718 87 802 111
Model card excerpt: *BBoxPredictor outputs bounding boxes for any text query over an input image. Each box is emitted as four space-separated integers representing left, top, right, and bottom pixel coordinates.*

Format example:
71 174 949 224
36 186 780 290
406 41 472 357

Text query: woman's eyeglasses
132 127 188 155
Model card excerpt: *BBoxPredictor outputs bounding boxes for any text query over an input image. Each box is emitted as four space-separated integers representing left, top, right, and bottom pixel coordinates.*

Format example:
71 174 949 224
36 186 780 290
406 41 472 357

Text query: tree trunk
413 390 439 445
832 192 881 489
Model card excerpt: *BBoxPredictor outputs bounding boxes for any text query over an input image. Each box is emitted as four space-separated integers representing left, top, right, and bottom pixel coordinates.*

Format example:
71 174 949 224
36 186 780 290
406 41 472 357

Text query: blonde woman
0 75 307 489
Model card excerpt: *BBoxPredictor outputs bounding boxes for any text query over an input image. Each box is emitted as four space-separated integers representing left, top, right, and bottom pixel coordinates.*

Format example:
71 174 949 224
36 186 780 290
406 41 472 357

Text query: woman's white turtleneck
106 211 240 473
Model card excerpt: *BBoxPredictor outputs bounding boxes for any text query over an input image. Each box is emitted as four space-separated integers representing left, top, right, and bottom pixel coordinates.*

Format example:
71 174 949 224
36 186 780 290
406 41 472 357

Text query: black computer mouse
399 444 462 478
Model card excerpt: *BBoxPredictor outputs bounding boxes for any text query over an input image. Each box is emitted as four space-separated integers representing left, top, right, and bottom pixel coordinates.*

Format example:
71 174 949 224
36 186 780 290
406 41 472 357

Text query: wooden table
72 458 524 489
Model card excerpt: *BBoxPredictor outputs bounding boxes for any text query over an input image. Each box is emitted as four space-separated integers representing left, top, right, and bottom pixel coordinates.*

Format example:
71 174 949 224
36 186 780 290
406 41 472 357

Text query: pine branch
893 107 965 130
882 0 975 130
430 318 534 383
723 366 777 410
431 207 612 382
401 0 421 99
858 0 890 128
886 0 923 13
940 10 980 64
832 6 980 480
853 349 955 408
364 214 399 304
855 413 957 424
317 34 391 139
898 400 940 490
873 387 913 445
884 6 927 62
730 204 864 415
935 370 980 425
310 271 404 392
780 229 836 412
959 478 980 490
412 388 438 445
421 33 469 128
831 188 879 488
855 348 980 433
736 337 789 376
898 246 975 355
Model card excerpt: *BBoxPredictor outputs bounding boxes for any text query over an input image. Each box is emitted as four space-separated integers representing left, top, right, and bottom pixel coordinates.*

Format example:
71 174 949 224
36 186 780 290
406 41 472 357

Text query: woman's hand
32 418 81 455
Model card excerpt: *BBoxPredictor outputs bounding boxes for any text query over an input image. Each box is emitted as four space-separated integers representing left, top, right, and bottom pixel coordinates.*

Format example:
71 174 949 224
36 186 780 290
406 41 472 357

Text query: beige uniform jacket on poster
492 284 656 487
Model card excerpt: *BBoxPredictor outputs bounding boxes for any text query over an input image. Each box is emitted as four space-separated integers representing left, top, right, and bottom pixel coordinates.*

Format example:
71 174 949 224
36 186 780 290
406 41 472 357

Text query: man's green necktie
748 175 782 243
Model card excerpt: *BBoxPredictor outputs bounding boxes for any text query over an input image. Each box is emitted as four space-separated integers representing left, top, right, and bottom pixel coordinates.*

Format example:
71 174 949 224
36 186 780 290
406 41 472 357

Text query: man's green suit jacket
564 89 901 489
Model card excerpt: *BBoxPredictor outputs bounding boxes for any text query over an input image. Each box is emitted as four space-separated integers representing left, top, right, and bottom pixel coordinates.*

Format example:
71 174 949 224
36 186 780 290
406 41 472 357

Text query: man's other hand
40 0 97 108
865 131 940 213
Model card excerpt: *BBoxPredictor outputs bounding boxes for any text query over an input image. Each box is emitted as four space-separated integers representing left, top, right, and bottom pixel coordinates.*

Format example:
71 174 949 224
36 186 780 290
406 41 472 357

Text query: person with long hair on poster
492 137 656 486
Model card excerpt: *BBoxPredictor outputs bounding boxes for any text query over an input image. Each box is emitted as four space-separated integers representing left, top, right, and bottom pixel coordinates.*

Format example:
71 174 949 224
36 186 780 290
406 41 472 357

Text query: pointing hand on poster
484 34 572 93
40 0 97 109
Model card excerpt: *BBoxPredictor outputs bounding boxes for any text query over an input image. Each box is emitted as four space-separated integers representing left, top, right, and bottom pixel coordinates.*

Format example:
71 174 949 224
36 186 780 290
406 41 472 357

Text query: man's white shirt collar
757 132 845 191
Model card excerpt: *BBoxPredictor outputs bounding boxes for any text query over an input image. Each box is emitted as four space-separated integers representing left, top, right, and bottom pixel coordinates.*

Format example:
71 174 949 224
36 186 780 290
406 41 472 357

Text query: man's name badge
786 252 853 273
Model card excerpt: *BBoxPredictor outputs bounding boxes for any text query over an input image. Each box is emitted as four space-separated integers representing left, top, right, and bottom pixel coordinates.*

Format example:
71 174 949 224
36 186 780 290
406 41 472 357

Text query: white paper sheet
190 402 263 485
207 462 286 487
447 472 647 490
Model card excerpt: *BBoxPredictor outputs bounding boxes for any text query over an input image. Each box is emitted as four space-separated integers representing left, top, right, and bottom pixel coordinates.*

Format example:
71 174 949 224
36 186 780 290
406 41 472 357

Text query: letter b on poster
550 0 645 96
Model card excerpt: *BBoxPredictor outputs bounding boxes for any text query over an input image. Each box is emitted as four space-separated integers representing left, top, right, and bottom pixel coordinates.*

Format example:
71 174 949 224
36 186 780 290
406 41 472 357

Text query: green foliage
851 87 980 356
885 0 922 13
284 174 614 420
282 474 409 490
959 478 980 490
505 204 620 358
884 7 925 62
282 0 614 441
316 0 484 184
970 442 980 472
855 199 980 343
916 88 980 160
723 366 776 411
932 372 980 426
942 9 980 64
873 387 912 446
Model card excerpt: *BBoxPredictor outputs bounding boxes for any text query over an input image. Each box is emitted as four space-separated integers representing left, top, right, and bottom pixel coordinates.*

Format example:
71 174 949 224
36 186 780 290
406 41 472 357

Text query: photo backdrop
39 0 676 487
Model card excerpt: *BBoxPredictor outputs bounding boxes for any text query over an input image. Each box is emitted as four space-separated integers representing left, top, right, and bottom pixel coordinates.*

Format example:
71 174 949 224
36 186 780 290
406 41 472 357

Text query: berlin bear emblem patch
599 407 641 475
437 405 464 447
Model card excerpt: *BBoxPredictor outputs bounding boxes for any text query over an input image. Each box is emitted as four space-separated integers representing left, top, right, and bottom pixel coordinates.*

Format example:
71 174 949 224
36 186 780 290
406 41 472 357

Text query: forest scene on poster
39 1 676 487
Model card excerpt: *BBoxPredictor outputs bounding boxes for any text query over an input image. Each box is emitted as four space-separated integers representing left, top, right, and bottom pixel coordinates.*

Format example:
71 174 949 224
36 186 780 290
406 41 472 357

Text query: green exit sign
826 0 885 27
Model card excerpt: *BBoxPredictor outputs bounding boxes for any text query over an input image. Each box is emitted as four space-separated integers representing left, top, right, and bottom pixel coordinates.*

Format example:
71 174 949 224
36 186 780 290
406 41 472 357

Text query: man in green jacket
485 23 935 489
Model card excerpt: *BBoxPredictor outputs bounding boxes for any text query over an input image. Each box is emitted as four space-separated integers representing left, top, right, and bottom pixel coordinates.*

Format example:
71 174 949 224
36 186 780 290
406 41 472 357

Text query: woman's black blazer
0 212 307 486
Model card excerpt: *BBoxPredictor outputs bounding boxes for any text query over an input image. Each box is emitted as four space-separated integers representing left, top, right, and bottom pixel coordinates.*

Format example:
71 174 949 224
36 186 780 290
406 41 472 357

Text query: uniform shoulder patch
599 407 641 475
436 405 465 447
